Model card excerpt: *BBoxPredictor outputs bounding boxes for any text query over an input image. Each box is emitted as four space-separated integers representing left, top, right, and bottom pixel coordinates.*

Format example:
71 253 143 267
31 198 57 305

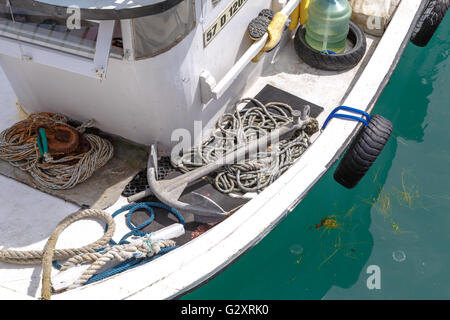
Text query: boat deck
0 31 380 298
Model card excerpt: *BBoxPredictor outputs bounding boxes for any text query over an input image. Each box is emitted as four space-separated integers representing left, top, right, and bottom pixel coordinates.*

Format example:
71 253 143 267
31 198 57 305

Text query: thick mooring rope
0 113 114 190
0 209 115 266
0 208 115 300
58 237 176 290
0 205 178 299
0 201 183 299
174 98 319 194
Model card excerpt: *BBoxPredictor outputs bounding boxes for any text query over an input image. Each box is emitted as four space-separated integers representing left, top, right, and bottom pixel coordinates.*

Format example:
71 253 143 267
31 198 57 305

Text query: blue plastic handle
38 128 49 154
322 106 371 130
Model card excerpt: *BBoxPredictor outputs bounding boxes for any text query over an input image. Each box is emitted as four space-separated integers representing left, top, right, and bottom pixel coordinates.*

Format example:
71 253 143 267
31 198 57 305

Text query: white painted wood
52 265 91 292
120 20 136 61
204 34 268 103
199 69 218 103
149 224 185 241
0 285 35 300
93 20 116 79
200 0 301 103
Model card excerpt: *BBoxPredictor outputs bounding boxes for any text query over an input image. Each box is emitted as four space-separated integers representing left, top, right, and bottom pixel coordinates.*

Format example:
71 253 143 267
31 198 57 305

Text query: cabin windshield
0 2 123 59
132 0 195 59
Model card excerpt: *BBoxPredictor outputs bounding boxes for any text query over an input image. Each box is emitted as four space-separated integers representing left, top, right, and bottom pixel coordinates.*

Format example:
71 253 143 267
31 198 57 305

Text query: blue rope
52 261 61 270
106 202 184 245
82 202 184 285
322 105 371 130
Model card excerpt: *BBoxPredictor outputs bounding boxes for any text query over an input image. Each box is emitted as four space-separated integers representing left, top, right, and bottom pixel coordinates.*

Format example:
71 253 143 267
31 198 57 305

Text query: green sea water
183 14 450 300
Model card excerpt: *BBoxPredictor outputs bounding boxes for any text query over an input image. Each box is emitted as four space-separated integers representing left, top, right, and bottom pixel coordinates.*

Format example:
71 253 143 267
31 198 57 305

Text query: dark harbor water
184 14 450 300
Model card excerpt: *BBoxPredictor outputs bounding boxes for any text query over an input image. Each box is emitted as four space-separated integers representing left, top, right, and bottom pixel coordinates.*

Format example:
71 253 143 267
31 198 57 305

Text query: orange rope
0 113 113 190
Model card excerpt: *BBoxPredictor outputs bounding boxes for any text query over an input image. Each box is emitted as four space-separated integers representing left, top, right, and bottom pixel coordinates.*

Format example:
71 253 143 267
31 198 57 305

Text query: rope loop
175 98 318 195
108 202 184 245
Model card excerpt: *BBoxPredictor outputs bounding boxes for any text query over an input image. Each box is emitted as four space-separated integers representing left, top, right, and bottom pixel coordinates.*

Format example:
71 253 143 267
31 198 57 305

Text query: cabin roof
8 0 185 20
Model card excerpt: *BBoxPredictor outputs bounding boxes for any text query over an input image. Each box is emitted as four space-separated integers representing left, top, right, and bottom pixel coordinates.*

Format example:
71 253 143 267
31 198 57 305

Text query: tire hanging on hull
410 0 449 47
334 115 393 189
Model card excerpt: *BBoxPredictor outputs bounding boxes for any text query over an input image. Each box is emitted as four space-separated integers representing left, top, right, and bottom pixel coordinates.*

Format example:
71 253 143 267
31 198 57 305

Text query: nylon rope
173 98 319 194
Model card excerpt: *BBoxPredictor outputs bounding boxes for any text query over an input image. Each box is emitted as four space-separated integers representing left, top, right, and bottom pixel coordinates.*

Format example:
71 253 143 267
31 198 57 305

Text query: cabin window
0 2 123 59
132 0 196 59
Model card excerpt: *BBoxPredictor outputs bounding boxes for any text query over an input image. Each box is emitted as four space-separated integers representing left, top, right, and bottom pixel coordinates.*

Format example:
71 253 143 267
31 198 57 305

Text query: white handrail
199 0 301 104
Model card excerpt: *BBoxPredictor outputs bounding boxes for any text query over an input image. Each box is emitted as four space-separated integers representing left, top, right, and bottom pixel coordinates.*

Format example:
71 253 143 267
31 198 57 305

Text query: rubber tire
333 115 393 189
294 21 367 71
411 0 449 47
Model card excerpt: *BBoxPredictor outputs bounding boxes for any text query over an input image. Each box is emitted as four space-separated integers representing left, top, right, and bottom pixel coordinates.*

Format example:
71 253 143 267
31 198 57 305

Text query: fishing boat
0 0 446 300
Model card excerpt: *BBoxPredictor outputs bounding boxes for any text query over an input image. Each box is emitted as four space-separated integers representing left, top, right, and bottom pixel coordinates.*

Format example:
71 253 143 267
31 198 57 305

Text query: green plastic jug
305 0 352 54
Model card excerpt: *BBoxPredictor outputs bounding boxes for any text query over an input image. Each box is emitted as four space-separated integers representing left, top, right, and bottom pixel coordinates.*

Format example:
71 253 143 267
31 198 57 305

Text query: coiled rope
174 98 319 194
59 237 176 290
66 202 183 288
0 208 115 299
0 113 114 190
0 209 115 265
0 202 183 299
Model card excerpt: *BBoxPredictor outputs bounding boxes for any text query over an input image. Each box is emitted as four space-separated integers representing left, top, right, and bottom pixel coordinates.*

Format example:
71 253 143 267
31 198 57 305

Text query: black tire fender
333 115 393 189
411 0 449 47
294 21 367 72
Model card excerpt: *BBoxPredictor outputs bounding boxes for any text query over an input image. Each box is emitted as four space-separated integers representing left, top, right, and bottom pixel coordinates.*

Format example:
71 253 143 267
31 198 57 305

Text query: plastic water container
305 0 352 53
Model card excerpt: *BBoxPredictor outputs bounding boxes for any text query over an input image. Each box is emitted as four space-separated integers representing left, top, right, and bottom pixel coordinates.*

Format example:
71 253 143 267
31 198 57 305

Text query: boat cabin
0 0 287 153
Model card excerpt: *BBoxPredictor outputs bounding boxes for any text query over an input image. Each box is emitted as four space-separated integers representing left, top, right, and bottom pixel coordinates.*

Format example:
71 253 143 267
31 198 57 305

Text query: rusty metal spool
74 133 91 155
44 124 80 155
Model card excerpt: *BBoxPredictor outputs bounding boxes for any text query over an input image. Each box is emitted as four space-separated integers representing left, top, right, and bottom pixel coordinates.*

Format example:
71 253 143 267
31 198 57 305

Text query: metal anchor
129 107 311 220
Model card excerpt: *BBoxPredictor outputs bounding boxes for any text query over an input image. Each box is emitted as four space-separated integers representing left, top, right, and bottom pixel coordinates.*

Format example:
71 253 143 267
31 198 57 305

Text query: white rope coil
58 237 176 289
174 98 319 194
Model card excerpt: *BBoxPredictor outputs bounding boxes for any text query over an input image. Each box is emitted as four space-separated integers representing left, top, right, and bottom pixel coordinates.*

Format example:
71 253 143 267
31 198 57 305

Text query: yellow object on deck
252 12 289 63
300 0 311 25
288 4 300 31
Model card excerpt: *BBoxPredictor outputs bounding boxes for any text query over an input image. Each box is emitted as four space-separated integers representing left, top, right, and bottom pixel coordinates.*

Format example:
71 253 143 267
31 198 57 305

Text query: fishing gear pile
173 98 319 195
0 112 114 190
0 202 182 300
